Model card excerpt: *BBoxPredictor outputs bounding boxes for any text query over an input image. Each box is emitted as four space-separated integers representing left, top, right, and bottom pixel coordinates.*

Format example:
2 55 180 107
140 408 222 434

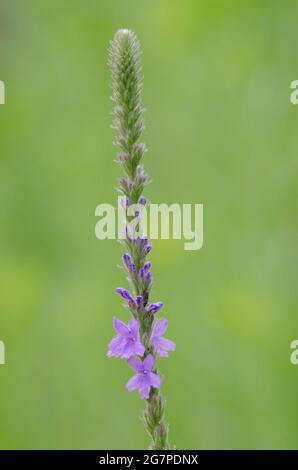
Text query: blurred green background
0 0 298 450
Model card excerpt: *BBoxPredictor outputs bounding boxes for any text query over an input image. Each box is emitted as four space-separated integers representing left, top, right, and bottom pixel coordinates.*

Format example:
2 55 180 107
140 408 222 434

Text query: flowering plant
107 29 175 450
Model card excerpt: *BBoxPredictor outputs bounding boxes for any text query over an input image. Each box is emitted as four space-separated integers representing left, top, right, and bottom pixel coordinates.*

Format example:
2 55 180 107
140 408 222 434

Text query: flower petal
107 334 126 357
154 347 168 357
158 337 176 352
151 318 168 338
121 338 144 359
147 302 163 314
152 336 176 357
115 287 134 303
134 341 145 357
139 383 151 399
127 356 142 372
143 354 154 371
118 339 135 359
128 318 140 337
126 374 140 391
113 317 129 336
149 372 161 389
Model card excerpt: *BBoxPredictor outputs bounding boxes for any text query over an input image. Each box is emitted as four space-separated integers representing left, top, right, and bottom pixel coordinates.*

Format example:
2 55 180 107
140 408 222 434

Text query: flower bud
147 302 163 314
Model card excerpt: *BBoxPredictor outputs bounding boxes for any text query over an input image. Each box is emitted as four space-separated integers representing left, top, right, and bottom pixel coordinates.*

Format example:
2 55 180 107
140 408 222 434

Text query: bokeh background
0 0 298 450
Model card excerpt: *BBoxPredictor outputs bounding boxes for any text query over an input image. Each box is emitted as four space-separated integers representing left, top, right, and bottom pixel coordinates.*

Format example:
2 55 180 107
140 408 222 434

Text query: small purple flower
136 295 143 309
147 301 163 315
139 268 145 279
115 287 135 304
107 317 145 359
143 261 151 272
126 354 161 399
130 235 137 244
145 271 152 286
128 263 136 273
138 196 147 205
122 253 131 266
119 177 128 192
145 244 152 254
150 318 176 357
121 226 129 239
140 236 148 246
119 197 128 209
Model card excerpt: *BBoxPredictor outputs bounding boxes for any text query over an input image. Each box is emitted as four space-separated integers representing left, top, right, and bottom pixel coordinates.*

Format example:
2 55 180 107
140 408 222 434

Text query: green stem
143 389 169 450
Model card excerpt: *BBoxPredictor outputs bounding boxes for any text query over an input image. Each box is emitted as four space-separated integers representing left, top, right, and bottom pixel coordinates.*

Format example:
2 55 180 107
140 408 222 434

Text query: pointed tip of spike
115 29 132 41
117 28 130 36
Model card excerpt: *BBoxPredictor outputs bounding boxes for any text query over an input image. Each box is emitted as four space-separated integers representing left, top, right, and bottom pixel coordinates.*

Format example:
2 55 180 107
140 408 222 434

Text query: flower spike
107 29 175 450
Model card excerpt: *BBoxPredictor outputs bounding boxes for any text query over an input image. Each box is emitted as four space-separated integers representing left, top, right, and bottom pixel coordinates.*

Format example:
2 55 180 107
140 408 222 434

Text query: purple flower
115 287 135 304
138 196 147 205
143 261 151 272
141 236 148 246
147 301 163 314
122 253 131 266
126 354 161 399
150 319 176 357
139 268 145 279
136 295 143 309
107 317 145 359
145 245 152 254
119 177 129 192
119 197 130 209
145 271 152 286
128 263 136 273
